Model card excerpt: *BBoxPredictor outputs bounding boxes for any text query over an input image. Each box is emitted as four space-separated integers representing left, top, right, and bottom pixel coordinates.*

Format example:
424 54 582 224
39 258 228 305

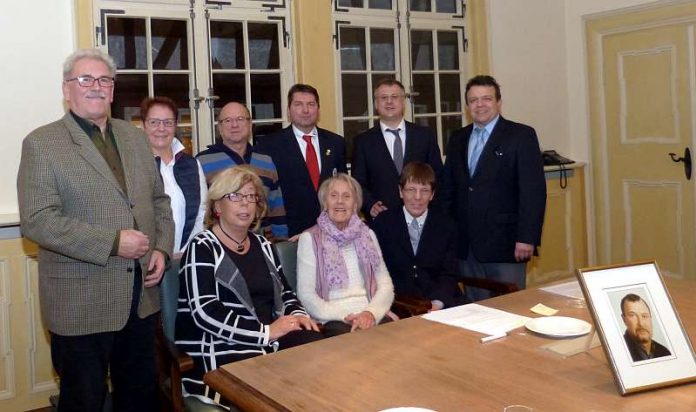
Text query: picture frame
576 260 696 395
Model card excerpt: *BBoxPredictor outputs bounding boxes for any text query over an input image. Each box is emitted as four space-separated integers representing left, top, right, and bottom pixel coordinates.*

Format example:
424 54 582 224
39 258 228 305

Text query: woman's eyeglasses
145 118 177 128
221 192 260 203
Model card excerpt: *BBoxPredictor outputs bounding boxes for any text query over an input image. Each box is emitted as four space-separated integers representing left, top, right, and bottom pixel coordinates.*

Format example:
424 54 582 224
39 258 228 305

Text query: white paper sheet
540 280 584 300
421 303 530 336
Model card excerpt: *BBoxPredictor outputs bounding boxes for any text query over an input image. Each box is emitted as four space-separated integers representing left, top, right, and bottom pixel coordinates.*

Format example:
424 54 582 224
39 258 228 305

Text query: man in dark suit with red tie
372 162 466 309
256 84 347 238
351 79 443 220
438 75 546 301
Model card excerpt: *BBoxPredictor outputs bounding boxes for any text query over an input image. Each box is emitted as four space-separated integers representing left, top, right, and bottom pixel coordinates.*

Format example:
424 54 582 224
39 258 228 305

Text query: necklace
218 224 248 252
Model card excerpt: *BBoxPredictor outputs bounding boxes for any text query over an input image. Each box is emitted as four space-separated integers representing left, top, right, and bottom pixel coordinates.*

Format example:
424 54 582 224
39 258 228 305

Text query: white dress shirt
379 119 406 160
292 125 322 171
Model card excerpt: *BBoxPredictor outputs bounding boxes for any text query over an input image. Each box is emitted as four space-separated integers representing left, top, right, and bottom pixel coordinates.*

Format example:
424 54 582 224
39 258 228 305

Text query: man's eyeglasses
145 118 177 128
402 187 433 196
219 116 251 125
221 192 260 203
376 94 405 102
65 76 115 88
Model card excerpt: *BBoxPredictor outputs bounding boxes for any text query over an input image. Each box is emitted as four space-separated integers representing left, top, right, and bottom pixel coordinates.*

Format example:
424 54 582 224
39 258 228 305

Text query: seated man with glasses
372 162 466 310
196 101 289 240
351 78 443 221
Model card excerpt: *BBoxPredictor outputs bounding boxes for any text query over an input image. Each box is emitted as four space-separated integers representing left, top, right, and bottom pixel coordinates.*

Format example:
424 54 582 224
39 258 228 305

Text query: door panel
588 7 696 278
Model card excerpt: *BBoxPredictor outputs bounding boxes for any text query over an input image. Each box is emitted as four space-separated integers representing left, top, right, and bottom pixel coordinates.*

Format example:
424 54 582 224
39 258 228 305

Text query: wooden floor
27 408 52 412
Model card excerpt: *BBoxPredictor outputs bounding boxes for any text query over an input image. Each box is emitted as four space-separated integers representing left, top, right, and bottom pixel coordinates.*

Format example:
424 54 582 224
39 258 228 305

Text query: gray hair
317 173 363 215
63 48 117 80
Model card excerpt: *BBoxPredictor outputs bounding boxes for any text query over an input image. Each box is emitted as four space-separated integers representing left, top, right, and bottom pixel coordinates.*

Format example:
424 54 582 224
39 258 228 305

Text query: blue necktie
408 218 421 254
468 127 486 174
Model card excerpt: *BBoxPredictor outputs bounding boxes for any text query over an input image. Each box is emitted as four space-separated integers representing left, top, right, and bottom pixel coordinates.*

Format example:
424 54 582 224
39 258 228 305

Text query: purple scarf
309 211 381 301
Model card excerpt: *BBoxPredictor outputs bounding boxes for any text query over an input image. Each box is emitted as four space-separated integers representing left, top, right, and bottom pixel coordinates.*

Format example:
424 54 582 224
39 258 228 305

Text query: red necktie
303 135 320 190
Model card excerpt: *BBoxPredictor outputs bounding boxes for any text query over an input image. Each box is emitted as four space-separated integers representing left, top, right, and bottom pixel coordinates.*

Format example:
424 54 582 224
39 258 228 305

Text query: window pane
340 27 366 70
439 74 461 113
153 74 190 112
342 74 368 117
212 73 246 109
151 19 188 70
437 31 459 70
253 122 283 140
107 17 147 70
412 74 435 114
343 120 370 163
370 29 395 71
251 73 281 120
436 0 457 13
210 21 245 69
411 31 433 70
372 73 396 95
112 74 148 121
410 0 430 12
441 115 463 154
369 0 392 9
248 23 279 70
177 125 194 155
339 0 363 7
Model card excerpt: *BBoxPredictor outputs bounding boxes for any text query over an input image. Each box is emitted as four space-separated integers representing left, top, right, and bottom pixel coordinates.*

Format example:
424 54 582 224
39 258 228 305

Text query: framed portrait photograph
577 260 696 394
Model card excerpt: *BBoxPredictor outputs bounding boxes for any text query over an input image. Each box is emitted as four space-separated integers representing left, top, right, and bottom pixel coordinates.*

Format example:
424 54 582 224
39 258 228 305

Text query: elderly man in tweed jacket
17 49 174 411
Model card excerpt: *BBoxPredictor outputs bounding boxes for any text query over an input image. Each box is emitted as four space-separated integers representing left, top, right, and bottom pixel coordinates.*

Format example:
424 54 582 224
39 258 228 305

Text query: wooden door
587 3 696 278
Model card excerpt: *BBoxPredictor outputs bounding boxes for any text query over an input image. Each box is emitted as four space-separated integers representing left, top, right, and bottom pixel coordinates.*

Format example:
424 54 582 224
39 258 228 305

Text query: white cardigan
296 230 394 324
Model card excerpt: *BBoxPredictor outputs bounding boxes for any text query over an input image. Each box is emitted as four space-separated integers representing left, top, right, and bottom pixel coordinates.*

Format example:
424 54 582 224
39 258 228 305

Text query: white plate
525 316 592 338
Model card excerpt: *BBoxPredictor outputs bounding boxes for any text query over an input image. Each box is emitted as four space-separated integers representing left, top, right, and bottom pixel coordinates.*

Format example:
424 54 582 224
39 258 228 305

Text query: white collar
379 119 406 134
403 206 428 227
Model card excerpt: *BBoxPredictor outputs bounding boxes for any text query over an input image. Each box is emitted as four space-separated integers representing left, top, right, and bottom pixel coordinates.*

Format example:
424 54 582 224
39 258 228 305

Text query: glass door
333 0 469 157
95 0 293 154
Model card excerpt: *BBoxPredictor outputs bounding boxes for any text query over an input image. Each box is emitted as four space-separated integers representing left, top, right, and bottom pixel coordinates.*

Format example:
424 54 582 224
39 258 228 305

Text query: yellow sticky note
530 303 558 316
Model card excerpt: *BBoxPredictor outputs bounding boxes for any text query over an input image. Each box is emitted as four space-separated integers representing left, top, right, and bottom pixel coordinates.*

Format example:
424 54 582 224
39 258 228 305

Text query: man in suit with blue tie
438 75 546 301
372 162 466 309
351 79 443 219
256 84 347 238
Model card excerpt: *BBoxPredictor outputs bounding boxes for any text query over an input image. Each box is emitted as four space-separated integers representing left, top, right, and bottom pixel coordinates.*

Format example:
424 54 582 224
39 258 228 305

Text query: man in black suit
256 84 347 238
438 75 546 301
372 162 465 309
351 79 443 219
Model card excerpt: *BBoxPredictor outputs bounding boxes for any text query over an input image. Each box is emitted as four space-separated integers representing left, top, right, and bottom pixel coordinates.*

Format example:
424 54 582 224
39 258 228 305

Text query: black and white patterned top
175 230 306 401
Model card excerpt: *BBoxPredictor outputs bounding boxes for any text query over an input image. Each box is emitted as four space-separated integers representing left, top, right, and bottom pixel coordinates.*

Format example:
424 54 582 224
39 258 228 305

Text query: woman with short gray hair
297 173 395 338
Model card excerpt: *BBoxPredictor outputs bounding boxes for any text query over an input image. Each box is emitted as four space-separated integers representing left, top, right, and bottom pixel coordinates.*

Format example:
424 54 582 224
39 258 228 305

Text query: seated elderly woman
297 173 394 338
176 166 322 404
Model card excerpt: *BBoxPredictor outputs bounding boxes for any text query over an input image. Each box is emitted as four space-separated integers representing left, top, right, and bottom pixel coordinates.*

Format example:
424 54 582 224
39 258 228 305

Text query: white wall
487 0 661 161
564 0 662 160
487 0 569 154
0 0 75 223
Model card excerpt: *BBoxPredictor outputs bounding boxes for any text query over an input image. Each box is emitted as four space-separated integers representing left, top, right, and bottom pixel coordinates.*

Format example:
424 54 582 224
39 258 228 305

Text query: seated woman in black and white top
175 165 322 404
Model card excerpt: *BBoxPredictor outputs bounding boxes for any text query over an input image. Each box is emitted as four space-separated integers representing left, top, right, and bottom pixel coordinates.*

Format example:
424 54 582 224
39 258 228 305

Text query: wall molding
23 256 57 394
0 258 16 400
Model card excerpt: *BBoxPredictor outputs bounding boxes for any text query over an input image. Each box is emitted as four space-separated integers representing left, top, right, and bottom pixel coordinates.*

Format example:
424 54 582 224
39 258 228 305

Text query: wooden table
204 278 696 411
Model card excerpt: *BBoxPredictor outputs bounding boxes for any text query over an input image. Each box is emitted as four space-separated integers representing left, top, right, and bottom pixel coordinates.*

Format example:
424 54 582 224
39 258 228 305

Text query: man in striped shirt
197 101 288 240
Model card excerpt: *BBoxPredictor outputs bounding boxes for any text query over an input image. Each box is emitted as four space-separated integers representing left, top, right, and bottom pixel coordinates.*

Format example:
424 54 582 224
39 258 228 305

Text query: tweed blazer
17 113 174 336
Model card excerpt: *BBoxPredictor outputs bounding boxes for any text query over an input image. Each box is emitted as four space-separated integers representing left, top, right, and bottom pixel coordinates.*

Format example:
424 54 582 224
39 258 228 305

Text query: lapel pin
325 149 331 156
